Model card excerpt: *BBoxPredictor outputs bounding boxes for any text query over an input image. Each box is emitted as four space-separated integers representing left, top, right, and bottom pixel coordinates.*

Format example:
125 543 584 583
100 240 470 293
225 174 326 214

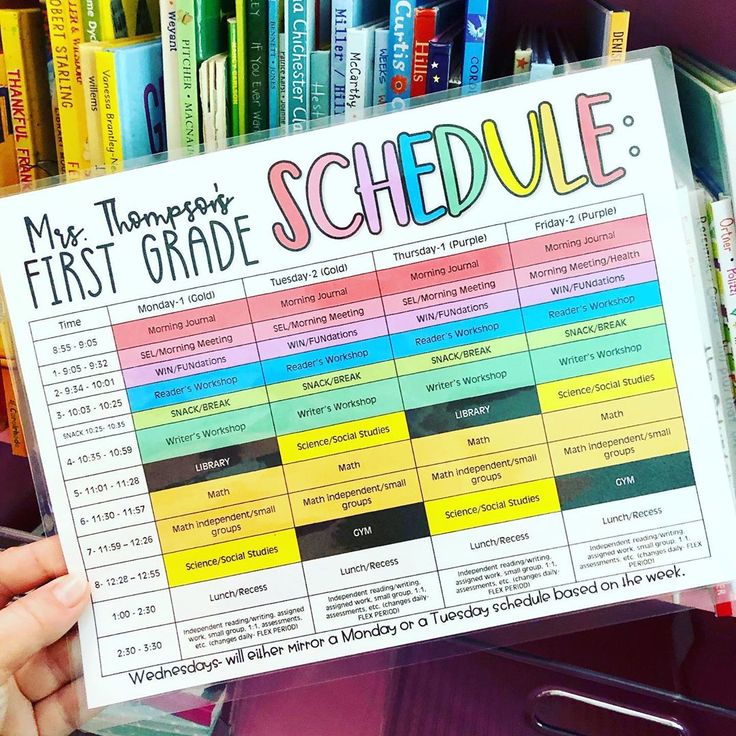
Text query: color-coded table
33 195 708 678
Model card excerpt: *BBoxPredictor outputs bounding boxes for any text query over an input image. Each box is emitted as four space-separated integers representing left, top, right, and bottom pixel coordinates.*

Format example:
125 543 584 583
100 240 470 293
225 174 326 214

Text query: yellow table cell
157 496 293 553
150 466 287 519
538 360 676 412
418 443 553 500
549 417 688 475
412 414 546 466
164 529 301 586
425 477 559 535
278 412 409 463
267 361 397 401
544 388 683 441
291 469 422 526
283 440 416 492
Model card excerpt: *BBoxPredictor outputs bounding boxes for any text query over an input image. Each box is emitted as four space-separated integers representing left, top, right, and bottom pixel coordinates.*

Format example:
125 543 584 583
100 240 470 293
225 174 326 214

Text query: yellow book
80 41 104 170
0 8 58 185
0 47 19 188
606 9 630 63
81 33 156 171
96 46 123 172
47 0 90 177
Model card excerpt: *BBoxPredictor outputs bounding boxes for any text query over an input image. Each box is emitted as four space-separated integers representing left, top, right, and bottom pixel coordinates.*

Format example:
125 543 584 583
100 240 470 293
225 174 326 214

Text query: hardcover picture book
0 50 735 710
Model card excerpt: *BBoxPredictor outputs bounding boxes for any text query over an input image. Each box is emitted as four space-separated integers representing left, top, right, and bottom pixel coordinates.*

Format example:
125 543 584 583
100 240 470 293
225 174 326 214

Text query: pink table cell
381 270 517 315
386 290 520 334
254 298 385 341
257 317 387 360
377 243 512 296
122 344 261 387
112 299 252 350
518 261 658 307
248 272 380 322
514 240 655 288
510 215 650 269
117 324 256 369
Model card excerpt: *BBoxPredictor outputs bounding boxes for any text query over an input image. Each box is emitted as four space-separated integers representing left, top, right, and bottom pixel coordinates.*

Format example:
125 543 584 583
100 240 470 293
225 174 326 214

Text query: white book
160 0 182 152
345 19 383 120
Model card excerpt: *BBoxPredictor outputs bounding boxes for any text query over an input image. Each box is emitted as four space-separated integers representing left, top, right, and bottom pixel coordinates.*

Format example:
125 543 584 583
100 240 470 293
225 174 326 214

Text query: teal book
267 0 281 128
309 48 329 119
286 0 312 129
247 0 268 131
111 39 166 161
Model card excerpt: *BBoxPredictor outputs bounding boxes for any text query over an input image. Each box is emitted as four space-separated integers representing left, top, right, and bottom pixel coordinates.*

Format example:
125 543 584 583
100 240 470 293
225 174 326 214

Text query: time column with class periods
31 307 181 677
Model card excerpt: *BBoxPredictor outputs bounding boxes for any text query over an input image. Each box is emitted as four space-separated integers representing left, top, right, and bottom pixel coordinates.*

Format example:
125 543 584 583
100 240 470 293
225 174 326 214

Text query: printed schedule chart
32 194 706 679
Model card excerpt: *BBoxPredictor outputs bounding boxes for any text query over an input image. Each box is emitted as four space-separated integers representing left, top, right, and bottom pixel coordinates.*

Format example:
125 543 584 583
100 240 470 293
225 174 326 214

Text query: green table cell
399 352 535 410
137 405 276 464
531 324 671 384
270 378 404 434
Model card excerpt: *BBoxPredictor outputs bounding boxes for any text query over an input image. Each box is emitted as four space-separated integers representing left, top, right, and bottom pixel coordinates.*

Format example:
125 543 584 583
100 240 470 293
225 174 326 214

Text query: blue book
386 0 432 107
427 22 461 94
330 0 383 116
372 26 389 105
310 48 330 119
114 40 166 160
268 0 282 128
461 0 490 93
286 0 313 129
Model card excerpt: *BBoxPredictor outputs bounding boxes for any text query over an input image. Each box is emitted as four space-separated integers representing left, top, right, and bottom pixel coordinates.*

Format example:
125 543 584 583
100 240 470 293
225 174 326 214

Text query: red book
410 6 438 97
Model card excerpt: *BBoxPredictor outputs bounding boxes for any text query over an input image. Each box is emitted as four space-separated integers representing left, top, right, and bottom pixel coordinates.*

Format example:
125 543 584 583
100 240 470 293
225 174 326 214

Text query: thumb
0 574 89 687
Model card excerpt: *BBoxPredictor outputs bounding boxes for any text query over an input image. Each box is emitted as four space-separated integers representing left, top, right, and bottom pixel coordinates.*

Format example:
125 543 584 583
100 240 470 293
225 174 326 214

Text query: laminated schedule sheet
2 53 736 706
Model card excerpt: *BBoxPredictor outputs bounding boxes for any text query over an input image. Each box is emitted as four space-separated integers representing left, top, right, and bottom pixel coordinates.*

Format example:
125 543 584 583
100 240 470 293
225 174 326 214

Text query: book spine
177 0 200 153
286 0 312 128
0 46 19 187
606 10 629 63
386 0 415 104
98 0 127 40
228 16 240 137
708 196 736 393
1 12 50 186
329 0 350 116
1 364 26 457
82 0 101 40
39 0 65 174
48 0 90 177
278 30 285 125
236 0 247 134
80 43 104 170
96 48 123 171
309 48 329 119
461 0 488 93
161 0 181 151
345 25 374 119
371 27 387 105
410 7 435 98
246 0 268 132
267 0 280 128
426 41 450 94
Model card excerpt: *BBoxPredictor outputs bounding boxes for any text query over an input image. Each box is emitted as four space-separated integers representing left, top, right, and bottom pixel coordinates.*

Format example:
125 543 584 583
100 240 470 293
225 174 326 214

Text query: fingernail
51 574 88 607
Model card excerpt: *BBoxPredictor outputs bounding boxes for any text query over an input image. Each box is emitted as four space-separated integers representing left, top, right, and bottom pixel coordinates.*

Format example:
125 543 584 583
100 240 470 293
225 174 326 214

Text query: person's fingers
0 677 37 736
0 574 89 687
33 678 92 736
0 538 67 608
14 632 82 704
